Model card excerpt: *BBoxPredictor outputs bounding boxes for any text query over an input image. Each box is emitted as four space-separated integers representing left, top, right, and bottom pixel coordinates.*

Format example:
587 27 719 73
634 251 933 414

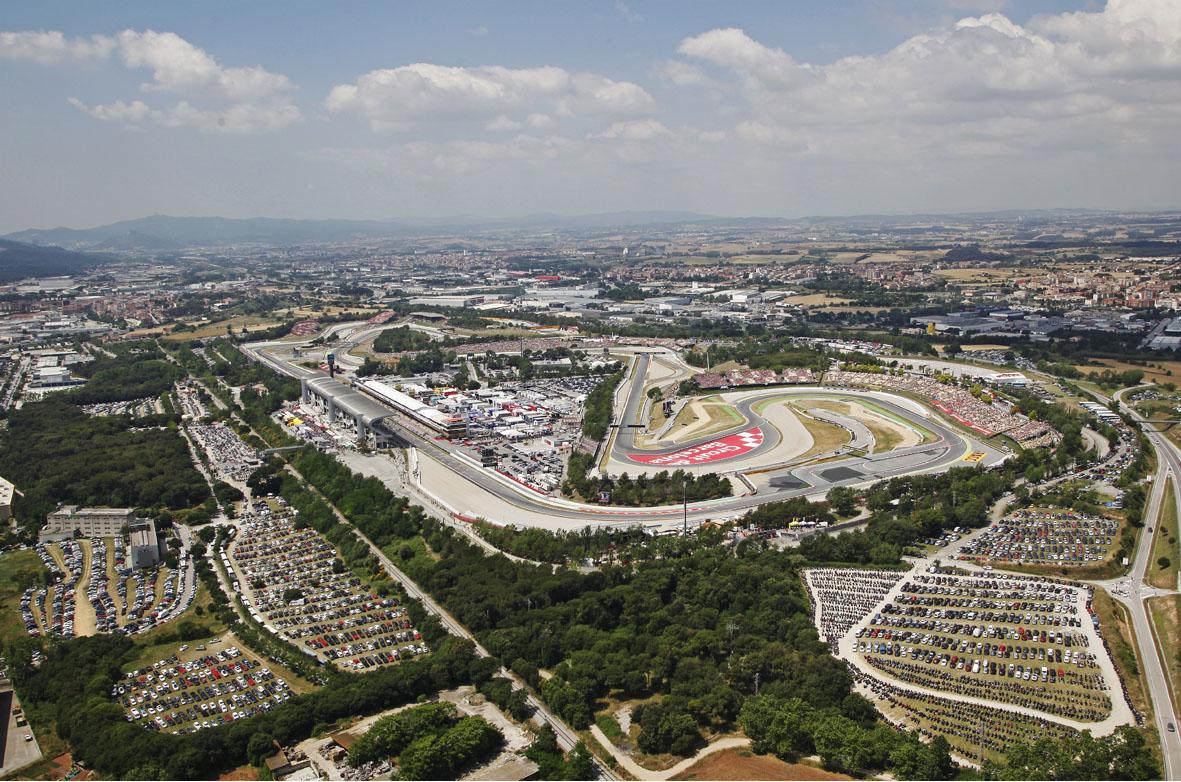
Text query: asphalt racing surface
245 332 998 527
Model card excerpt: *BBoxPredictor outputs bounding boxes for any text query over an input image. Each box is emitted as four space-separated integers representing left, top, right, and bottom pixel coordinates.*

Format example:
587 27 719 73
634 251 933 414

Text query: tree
826 486 857 517
247 732 277 765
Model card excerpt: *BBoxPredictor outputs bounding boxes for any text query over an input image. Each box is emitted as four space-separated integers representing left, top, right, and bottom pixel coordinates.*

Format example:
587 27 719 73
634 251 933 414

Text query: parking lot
20 537 191 638
116 639 293 734
853 571 1116 723
81 397 160 417
188 421 261 483
228 500 426 671
957 508 1119 567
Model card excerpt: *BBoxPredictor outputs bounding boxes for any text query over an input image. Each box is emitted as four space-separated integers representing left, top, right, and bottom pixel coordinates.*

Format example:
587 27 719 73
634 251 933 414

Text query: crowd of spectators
958 509 1118 567
824 370 1058 446
695 367 815 390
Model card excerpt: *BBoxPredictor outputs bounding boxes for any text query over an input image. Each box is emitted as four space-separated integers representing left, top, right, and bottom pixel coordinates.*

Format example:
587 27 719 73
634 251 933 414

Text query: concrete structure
361 379 468 438
0 476 13 525
39 506 135 542
129 518 163 569
298 376 400 445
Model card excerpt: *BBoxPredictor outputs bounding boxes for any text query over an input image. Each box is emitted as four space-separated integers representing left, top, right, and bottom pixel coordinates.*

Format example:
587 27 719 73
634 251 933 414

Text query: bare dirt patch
672 749 849 781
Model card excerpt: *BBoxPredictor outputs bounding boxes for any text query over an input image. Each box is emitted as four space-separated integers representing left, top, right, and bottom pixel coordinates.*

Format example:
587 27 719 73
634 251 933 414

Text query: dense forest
372 326 438 353
581 370 624 441
0 399 210 535
0 239 108 283
67 342 183 404
3 632 483 780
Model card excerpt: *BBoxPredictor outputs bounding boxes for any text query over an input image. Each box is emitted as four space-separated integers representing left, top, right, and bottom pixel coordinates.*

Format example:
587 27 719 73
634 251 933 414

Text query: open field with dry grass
1149 480 1180 589
1075 358 1181 386
673 748 850 781
783 293 855 307
935 267 1026 283
788 404 851 458
161 315 284 341
1148 595 1181 724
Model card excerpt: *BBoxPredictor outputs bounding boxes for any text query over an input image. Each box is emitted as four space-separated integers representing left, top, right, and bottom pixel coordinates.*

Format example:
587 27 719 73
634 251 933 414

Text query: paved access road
1111 385 1181 780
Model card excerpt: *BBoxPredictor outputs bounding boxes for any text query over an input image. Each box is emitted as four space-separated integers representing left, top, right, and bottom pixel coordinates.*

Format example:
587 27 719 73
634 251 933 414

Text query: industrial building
360 379 468 438
129 518 164 569
0 475 13 525
39 506 136 542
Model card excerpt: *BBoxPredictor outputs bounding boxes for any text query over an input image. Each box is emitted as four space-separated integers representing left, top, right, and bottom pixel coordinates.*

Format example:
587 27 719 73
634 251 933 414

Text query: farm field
163 315 284 341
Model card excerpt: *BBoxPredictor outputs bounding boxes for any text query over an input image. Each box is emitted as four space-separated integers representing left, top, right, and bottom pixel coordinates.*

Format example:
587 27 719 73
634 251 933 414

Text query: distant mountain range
0 239 111 284
5 208 1178 254
3 212 726 251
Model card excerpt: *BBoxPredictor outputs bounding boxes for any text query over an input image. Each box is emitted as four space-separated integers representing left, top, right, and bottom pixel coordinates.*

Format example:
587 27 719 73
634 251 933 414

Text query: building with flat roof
129 519 164 569
0 476 13 525
39 506 136 542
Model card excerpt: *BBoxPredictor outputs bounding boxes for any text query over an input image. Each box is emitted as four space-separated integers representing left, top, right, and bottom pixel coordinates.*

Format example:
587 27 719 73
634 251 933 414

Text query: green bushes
563 452 731 506
582 371 624 442
348 702 503 779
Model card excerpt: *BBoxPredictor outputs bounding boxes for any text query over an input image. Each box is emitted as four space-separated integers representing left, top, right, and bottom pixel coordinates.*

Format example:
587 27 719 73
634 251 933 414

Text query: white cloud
594 119 669 141
0 30 114 64
485 115 522 131
672 0 1181 162
678 28 806 88
327 62 653 132
2 27 299 134
653 59 716 88
615 0 644 24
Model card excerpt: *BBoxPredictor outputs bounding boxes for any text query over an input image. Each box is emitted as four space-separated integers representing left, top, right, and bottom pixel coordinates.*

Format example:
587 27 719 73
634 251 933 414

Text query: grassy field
782 293 855 308
667 400 745 440
1147 595 1181 724
790 406 852 459
1093 587 1155 728
162 315 284 342
1149 480 1180 589
1074 358 1181 386
0 549 46 648
934 267 1025 283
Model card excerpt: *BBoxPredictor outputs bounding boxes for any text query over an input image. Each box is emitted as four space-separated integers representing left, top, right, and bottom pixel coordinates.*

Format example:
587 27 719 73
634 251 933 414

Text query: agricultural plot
228 504 426 672
117 642 293 734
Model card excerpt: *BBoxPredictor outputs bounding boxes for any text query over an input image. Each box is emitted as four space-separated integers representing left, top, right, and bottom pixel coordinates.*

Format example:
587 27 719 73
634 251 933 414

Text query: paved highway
1111 386 1181 779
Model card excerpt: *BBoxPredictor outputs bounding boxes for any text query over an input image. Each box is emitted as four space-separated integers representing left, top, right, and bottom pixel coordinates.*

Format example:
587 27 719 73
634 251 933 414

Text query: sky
2 0 1180 232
